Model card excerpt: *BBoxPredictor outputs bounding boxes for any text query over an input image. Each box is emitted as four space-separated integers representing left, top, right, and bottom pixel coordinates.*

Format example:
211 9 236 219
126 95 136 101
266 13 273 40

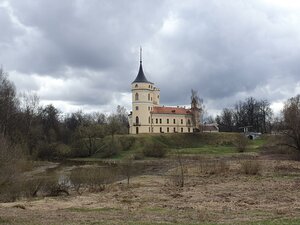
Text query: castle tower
130 48 156 134
191 97 201 131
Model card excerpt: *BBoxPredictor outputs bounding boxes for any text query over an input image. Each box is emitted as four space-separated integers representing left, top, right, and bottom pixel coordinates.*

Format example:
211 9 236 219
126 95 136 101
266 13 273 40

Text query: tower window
158 95 160 99
136 106 139 110
135 93 139 101
135 116 139 124
148 117 150 123
148 93 150 101
135 84 138 88
148 106 150 111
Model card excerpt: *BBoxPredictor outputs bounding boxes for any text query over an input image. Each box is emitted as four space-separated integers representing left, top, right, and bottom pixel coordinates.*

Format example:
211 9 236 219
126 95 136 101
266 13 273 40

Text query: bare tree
0 68 19 138
281 95 300 151
119 156 134 186
191 89 204 131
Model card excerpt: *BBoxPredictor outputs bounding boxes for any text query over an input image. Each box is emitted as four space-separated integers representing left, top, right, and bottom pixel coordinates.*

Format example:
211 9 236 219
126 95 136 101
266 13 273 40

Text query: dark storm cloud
145 0 300 111
1 0 300 113
7 0 167 74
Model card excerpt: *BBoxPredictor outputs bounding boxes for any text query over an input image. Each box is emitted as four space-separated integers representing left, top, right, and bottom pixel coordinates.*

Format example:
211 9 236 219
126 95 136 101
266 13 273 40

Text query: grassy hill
79 132 265 161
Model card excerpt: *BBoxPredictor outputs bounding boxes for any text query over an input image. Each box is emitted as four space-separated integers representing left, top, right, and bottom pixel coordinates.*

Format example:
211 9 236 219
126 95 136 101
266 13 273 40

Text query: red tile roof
152 106 192 115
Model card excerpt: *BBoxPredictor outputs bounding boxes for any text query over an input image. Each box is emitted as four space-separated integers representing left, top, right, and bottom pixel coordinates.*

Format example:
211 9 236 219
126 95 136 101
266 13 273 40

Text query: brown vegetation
1 154 300 224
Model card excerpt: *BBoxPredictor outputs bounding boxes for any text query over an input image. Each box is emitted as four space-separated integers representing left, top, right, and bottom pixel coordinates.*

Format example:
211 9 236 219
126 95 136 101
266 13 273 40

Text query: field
1 133 300 225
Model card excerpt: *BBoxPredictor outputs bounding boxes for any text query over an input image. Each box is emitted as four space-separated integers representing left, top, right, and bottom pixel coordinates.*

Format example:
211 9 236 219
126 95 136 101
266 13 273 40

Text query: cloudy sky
1 0 300 116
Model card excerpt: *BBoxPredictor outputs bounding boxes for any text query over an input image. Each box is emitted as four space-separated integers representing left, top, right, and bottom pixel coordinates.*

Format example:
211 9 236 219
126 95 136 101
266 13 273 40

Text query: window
167 119 169 124
173 127 176 132
148 106 150 111
148 117 150 123
156 118 158 124
181 119 183 124
135 116 139 124
158 95 160 99
136 127 139 134
151 127 153 132
135 84 138 88
152 119 153 123
173 119 176 124
181 128 183 133
136 106 139 110
160 127 163 133
148 85 150 88
148 93 150 101
188 119 191 125
188 128 191 133
149 127 150 132
167 127 169 132
135 93 139 101
160 118 162 124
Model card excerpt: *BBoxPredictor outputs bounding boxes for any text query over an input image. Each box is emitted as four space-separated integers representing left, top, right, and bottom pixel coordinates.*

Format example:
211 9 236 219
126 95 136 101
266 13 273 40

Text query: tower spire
140 46 142 64
132 47 152 84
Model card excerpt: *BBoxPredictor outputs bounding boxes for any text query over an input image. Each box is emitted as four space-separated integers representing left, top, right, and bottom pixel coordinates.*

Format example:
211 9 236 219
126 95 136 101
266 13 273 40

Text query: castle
128 49 201 134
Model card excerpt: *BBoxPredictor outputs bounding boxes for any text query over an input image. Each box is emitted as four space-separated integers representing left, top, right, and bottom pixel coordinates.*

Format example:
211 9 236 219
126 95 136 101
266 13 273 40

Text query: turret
131 48 154 134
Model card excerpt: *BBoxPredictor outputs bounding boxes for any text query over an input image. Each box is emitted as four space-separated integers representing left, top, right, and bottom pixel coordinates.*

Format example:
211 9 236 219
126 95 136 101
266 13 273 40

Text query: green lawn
172 145 236 155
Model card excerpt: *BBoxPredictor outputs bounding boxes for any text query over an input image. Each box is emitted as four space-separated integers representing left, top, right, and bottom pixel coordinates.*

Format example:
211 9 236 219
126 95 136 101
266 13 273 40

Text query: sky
1 0 300 117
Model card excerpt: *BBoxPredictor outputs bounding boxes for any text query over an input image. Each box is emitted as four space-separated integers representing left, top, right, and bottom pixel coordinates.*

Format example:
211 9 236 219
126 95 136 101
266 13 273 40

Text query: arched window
158 95 160 99
135 116 139 124
135 93 139 101
135 84 138 88
148 93 150 101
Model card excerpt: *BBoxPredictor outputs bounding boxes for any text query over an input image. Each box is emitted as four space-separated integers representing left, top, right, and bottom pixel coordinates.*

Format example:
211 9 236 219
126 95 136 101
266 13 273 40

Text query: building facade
128 50 201 134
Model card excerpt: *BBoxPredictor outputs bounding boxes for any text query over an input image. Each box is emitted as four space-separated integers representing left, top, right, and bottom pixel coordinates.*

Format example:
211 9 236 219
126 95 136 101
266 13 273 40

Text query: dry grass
1 156 300 224
240 160 262 175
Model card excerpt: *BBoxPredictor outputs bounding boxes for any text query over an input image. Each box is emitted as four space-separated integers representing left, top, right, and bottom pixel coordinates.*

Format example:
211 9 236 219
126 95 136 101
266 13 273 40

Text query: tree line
214 97 273 133
0 69 129 160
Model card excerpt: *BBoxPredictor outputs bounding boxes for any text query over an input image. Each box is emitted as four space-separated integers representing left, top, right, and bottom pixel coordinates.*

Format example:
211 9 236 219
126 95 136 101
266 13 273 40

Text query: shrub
133 152 144 160
197 159 229 175
41 175 70 196
234 134 249 152
99 136 122 158
142 141 167 158
70 166 117 193
0 135 27 202
240 160 261 175
22 177 44 198
119 136 135 151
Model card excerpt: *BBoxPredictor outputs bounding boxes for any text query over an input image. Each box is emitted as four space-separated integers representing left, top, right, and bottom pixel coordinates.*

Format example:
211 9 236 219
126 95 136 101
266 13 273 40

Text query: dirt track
1 156 300 225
